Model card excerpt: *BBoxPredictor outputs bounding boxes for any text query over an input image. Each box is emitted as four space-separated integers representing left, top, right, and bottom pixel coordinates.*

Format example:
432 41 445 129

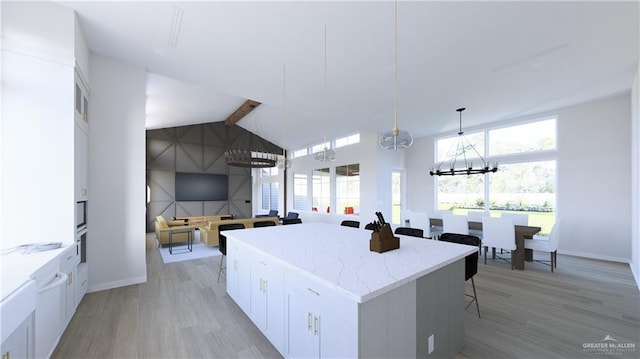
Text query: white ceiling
63 1 639 150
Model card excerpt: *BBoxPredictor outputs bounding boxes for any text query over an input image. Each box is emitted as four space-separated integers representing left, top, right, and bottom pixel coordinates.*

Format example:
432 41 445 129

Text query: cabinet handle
82 112 88 122
262 279 267 293
313 316 318 336
68 272 73 285
259 279 263 292
3 350 10 359
81 280 87 286
307 312 312 331
260 261 267 266
67 255 73 260
307 288 320 296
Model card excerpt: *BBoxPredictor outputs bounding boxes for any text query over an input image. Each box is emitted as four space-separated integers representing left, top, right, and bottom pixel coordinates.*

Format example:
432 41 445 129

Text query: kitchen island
223 222 476 358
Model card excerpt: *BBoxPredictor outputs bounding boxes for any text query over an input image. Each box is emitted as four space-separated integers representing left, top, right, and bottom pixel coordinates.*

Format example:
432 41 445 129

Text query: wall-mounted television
175 172 228 201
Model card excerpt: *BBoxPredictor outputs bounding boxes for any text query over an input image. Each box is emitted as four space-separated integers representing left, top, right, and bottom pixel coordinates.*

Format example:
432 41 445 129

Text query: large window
436 118 557 234
335 134 360 148
489 119 556 155
293 173 308 210
336 164 359 215
261 183 279 211
312 168 330 213
260 167 279 211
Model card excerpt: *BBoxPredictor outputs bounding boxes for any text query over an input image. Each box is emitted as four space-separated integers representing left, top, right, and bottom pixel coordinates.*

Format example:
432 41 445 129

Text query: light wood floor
52 234 640 359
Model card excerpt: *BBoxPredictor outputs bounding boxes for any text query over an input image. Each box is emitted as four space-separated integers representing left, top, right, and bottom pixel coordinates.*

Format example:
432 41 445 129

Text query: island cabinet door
227 241 250 312
284 273 358 358
249 255 285 353
285 288 320 358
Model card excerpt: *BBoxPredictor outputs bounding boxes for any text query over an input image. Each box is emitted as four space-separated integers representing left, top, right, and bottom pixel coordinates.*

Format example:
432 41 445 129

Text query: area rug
158 231 221 264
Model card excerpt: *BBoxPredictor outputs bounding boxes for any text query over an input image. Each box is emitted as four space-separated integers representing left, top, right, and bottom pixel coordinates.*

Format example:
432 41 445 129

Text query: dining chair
256 209 278 218
524 219 561 272
438 233 481 319
443 213 469 235
466 211 489 223
394 227 424 238
481 217 516 269
282 218 302 225
253 220 277 228
217 223 246 283
340 220 360 228
500 212 529 226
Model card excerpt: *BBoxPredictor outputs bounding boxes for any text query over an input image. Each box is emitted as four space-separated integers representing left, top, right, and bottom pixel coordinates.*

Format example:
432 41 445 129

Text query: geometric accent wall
146 121 282 232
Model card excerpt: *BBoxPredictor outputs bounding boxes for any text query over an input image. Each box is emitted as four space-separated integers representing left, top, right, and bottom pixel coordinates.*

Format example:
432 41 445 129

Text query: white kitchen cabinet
249 255 285 353
226 241 249 311
60 245 80 326
74 72 89 201
1 313 34 359
75 262 89 308
284 274 357 359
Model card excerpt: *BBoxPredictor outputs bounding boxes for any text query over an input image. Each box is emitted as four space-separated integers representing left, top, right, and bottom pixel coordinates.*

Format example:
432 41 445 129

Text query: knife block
370 223 400 253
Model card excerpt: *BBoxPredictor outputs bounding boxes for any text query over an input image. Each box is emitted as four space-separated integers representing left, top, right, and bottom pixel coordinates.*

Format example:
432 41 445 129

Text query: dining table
429 218 542 270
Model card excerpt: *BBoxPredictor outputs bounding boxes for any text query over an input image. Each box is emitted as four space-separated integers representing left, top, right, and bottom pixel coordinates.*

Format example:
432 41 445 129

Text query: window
261 182 279 210
293 173 308 210
489 119 556 156
489 161 556 234
335 133 360 148
311 142 331 154
435 118 557 234
261 167 279 178
437 174 485 212
336 164 359 215
436 131 484 163
291 148 308 159
391 171 402 224
312 168 330 213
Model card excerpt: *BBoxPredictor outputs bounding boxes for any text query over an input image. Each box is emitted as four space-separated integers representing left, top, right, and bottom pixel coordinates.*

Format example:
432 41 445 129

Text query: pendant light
314 26 336 162
379 0 413 150
429 107 498 176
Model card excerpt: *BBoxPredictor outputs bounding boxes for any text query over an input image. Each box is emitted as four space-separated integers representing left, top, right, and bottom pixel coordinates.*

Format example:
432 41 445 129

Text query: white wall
558 95 631 262
88 54 147 292
1 1 76 249
631 64 639 288
407 94 632 263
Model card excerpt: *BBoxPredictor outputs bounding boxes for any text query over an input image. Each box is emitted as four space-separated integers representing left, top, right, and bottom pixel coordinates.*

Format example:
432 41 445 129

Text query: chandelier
315 26 336 162
429 107 498 176
225 149 277 168
379 0 413 150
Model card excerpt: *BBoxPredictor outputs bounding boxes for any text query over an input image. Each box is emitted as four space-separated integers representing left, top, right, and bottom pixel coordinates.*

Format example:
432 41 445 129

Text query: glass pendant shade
380 128 413 150
313 147 336 162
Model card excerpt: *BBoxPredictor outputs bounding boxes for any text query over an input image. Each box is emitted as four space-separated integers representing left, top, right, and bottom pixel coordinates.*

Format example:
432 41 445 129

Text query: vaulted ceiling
64 1 639 150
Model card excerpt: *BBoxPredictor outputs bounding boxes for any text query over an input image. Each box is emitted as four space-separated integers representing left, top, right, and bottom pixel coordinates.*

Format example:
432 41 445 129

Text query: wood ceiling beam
224 99 261 126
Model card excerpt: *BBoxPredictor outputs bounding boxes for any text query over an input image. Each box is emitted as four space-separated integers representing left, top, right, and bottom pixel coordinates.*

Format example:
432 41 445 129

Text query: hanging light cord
282 64 287 157
323 25 328 149
393 0 398 135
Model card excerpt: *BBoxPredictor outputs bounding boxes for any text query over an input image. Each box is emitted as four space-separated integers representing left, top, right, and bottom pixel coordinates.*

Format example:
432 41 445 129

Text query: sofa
173 214 233 226
199 217 279 246
155 215 195 246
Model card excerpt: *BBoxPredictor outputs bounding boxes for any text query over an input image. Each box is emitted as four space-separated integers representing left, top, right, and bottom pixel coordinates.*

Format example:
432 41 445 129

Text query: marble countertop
1 242 73 301
223 222 476 303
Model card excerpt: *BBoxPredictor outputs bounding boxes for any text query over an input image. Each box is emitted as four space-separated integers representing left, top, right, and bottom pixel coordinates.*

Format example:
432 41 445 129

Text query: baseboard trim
630 261 640 291
558 249 629 264
87 275 147 293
